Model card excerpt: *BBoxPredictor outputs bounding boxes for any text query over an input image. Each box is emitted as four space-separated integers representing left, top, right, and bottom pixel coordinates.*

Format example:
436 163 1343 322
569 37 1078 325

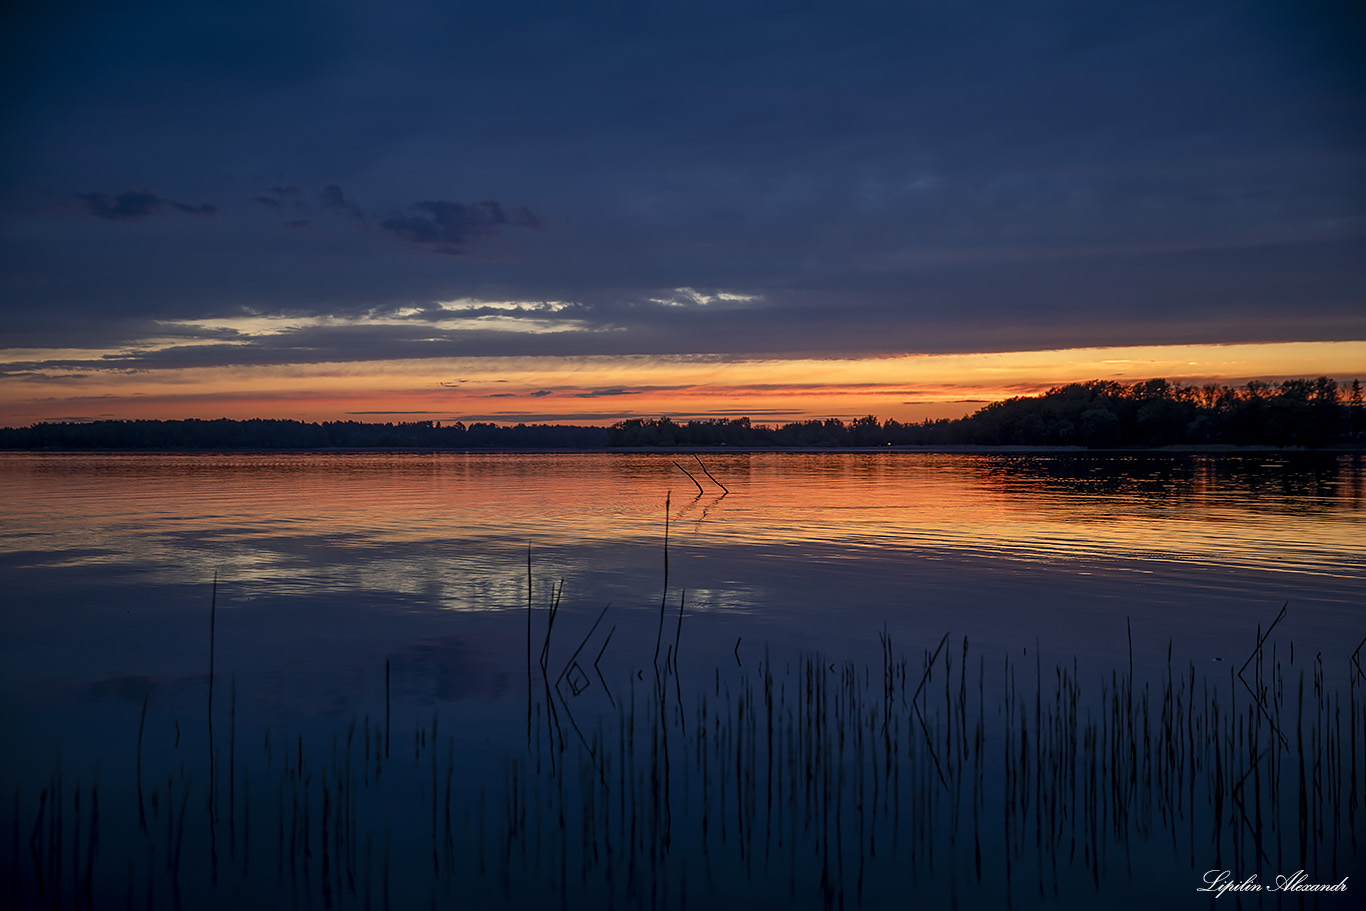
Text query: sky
1 0 1363 427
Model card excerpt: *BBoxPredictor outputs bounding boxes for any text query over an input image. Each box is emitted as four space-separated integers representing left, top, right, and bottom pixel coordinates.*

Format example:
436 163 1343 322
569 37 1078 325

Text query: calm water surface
2 451 1361 673
1 451 1363 909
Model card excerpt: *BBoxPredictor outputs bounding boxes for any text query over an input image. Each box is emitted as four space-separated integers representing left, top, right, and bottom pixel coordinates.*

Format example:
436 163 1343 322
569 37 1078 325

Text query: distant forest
2 377 1362 450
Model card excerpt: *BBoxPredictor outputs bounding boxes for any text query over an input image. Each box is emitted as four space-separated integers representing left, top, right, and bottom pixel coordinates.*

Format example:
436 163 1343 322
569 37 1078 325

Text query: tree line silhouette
2 377 1361 450
0 418 609 450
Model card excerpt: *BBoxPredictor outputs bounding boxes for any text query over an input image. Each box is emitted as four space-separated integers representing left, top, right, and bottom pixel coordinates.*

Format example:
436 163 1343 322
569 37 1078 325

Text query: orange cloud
2 341 1362 426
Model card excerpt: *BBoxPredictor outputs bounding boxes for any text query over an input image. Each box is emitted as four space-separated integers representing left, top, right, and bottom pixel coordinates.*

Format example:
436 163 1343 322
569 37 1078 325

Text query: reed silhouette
5 523 1363 909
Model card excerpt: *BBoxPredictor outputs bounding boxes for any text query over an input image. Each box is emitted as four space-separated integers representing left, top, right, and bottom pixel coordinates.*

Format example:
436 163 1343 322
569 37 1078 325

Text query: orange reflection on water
2 451 1361 591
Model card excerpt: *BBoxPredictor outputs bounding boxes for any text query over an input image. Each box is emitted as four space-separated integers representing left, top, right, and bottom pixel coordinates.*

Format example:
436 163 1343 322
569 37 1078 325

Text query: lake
1 450 1363 908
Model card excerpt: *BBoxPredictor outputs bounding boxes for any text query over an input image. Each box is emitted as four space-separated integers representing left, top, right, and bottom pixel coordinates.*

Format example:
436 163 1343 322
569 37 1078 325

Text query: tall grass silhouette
9 589 1362 909
6 493 1363 909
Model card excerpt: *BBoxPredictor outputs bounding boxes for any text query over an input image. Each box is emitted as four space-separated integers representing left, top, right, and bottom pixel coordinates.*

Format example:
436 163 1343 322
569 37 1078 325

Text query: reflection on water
1 451 1363 907
2 450 1362 589
3 450 1359 669
6 620 1363 909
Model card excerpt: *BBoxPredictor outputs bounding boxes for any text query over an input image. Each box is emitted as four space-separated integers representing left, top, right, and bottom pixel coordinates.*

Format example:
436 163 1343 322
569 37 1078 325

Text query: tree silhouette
2 377 1360 450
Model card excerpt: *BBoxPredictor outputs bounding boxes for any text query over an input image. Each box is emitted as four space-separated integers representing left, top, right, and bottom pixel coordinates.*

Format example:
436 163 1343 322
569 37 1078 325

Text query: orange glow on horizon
2 341 1362 427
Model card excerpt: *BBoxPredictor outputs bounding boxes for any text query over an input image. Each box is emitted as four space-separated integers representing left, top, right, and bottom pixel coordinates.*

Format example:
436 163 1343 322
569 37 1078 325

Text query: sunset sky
2 0 1362 427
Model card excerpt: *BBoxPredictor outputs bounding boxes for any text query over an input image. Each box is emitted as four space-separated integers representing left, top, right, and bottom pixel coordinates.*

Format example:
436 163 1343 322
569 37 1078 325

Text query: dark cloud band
381 199 545 255
80 190 219 222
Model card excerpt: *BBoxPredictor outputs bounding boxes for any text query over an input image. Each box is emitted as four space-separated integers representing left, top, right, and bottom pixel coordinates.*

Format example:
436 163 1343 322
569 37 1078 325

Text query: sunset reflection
4 451 1361 606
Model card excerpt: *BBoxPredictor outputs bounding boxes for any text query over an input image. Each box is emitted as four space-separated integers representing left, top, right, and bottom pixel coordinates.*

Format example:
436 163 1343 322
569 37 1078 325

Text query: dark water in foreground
1 451 1363 908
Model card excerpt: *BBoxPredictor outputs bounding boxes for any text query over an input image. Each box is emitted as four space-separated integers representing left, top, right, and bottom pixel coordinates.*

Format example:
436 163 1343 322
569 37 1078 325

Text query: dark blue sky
2 0 1363 371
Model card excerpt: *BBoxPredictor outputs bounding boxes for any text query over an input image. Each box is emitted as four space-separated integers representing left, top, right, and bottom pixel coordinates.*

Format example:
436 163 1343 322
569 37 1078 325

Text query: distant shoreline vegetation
2 377 1362 451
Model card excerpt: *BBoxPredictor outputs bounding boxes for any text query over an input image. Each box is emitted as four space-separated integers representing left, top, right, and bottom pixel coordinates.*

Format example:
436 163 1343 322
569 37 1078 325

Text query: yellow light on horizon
2 340 1362 426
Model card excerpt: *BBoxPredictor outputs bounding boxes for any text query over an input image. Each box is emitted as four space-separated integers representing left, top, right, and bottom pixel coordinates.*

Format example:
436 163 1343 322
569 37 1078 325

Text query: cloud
381 199 545 255
253 186 310 217
79 190 164 221
574 388 639 398
529 389 553 397
318 185 350 208
5 1 1362 373
675 410 805 418
173 202 218 217
79 189 217 221
448 412 640 423
251 186 306 210
646 288 763 308
902 398 989 405
317 184 365 222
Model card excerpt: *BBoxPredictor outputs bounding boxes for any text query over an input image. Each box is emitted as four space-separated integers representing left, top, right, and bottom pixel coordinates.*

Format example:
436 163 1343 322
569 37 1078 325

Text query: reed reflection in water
2 451 1364 907
8 584 1365 910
